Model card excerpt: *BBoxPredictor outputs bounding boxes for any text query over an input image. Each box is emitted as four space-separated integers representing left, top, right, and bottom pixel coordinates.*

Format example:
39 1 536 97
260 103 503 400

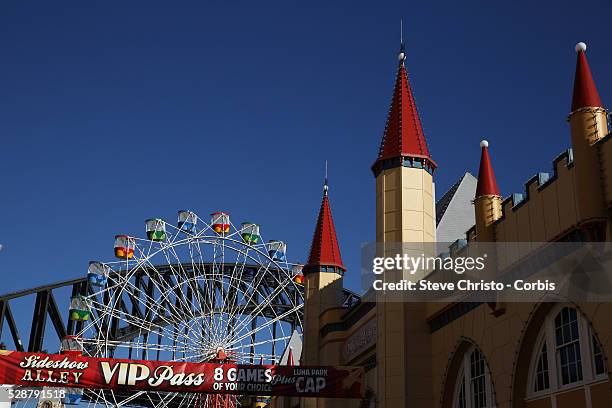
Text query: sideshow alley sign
0 350 363 399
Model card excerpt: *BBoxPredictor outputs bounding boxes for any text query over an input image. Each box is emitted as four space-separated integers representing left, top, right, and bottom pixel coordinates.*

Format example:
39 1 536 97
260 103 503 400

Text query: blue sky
1 0 611 321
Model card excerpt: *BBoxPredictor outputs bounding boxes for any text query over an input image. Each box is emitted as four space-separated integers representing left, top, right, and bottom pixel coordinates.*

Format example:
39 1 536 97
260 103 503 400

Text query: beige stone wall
425 121 612 408
568 108 608 224
302 272 345 408
474 195 503 242
433 303 530 408
319 309 377 408
318 300 612 408
303 272 344 367
494 154 577 266
598 136 612 210
376 166 435 244
430 302 612 408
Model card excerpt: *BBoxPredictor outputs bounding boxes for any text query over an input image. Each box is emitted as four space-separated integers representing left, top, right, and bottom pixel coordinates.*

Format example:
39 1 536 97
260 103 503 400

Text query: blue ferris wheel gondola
63 388 83 405
268 240 286 262
178 210 197 233
87 261 110 287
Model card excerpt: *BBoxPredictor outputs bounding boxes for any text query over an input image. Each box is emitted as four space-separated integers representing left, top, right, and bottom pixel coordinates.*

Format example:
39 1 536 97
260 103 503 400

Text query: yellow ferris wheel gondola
114 235 135 259
211 212 230 234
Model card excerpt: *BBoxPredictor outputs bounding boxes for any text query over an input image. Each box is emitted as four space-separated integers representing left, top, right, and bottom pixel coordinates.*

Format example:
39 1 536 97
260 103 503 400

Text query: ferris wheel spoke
87 388 113 408
230 242 295 324
229 274 295 337
118 391 146 407
224 231 253 324
157 244 201 319
143 391 158 408
139 260 199 324
150 391 178 408
157 392 186 408
134 263 206 350
227 334 292 351
163 244 207 317
111 272 181 330
213 272 246 342
83 307 191 358
231 303 302 347
176 391 201 408
211 240 228 347
216 272 268 353
231 349 282 362
81 334 199 354
234 267 271 330
88 283 205 359
97 294 183 345
102 273 196 341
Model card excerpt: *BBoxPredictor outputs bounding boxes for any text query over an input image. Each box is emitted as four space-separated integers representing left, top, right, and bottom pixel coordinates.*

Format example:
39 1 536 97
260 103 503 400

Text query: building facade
299 41 612 408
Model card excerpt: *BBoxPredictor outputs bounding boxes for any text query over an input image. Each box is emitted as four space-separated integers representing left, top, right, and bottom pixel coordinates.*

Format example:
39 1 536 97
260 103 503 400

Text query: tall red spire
475 140 500 197
571 42 603 112
372 44 436 175
304 179 345 274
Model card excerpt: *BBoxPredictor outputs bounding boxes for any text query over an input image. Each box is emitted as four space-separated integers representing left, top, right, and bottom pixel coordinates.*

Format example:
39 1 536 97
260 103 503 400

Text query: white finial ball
398 51 405 61
575 42 587 53
480 140 489 148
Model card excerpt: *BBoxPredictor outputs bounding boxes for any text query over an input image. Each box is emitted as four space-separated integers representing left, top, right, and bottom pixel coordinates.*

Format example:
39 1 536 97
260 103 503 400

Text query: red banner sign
0 351 363 399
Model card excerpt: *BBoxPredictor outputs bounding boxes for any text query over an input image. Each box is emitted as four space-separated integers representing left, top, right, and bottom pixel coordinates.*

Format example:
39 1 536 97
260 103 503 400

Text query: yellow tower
474 140 502 242
301 179 346 408
568 42 608 239
473 140 505 316
372 42 437 408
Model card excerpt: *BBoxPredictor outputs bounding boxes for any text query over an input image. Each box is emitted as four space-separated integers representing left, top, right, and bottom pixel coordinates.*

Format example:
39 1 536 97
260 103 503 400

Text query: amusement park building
297 41 612 408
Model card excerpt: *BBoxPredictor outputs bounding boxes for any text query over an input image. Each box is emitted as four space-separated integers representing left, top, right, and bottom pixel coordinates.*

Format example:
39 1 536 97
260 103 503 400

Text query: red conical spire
571 42 603 112
304 178 345 274
372 45 436 175
287 348 294 366
476 140 500 197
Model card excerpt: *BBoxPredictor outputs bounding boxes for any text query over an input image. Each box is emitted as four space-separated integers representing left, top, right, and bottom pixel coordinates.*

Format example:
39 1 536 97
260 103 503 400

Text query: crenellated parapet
494 147 577 241
464 148 575 238
463 42 611 251
457 148 580 270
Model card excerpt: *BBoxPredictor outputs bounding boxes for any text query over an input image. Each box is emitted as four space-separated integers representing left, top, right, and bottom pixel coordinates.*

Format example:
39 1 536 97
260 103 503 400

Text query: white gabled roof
436 172 477 244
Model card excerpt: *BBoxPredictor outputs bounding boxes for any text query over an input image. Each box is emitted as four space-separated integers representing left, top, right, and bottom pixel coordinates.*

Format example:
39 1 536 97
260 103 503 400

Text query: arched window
454 346 495 408
528 306 607 398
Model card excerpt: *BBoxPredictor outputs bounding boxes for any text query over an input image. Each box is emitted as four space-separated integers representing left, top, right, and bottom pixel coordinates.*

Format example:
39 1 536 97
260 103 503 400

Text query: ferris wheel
63 210 304 408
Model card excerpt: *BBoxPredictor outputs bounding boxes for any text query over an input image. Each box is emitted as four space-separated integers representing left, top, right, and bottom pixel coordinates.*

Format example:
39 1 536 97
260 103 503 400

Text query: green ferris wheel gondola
241 222 261 245
145 218 166 241
69 296 91 322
